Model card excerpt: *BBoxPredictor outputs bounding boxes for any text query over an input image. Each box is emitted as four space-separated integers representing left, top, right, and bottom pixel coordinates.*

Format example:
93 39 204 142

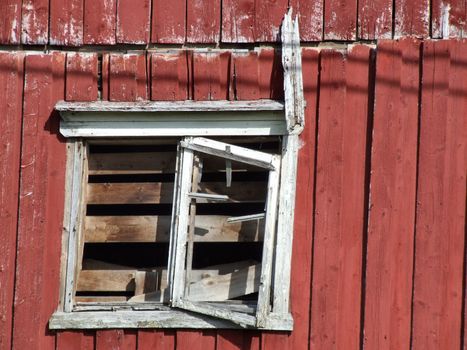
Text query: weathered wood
358 0 393 39
186 0 220 43
21 0 49 44
394 0 429 37
255 0 288 41
221 0 255 42
66 53 98 102
0 0 22 44
77 270 138 292
151 0 185 43
192 52 231 100
96 330 137 350
116 0 150 44
83 0 116 44
324 0 357 40
0 52 23 350
49 310 293 330
151 51 189 100
85 215 264 243
432 0 467 38
289 0 323 41
233 52 260 100
56 331 94 350
49 0 84 45
226 213 265 223
109 54 148 102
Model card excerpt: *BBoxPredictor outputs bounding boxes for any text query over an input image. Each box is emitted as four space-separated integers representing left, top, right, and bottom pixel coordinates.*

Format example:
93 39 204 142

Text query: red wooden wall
0 0 466 44
0 39 466 350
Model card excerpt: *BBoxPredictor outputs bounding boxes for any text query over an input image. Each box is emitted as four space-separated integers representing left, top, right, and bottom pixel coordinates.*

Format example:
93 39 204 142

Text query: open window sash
169 137 281 328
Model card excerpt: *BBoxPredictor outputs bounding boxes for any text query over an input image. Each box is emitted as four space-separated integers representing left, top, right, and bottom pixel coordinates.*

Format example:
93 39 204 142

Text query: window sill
49 310 293 331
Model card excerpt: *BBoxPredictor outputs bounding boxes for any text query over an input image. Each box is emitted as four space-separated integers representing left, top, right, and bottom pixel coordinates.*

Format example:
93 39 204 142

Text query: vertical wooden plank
117 0 150 44
0 52 24 350
363 39 420 350
254 0 288 42
109 54 148 102
358 0 393 39
233 52 259 100
0 0 22 44
289 0 324 41
217 330 260 350
221 0 255 43
56 331 94 350
66 53 98 102
49 0 84 46
324 0 358 40
84 0 117 44
176 330 216 350
310 46 371 350
138 330 175 350
432 0 467 38
258 49 283 100
394 0 429 37
286 48 319 350
186 0 220 43
192 52 230 101
151 0 186 44
151 51 189 101
412 40 467 350
102 54 110 101
96 330 137 350
21 0 49 44
12 52 66 350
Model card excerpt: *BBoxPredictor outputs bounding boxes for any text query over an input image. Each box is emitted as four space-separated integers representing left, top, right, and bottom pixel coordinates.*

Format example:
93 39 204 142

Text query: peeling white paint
441 2 451 38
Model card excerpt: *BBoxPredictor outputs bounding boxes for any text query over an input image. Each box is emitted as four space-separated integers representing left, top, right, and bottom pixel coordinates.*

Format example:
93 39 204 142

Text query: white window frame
49 10 303 331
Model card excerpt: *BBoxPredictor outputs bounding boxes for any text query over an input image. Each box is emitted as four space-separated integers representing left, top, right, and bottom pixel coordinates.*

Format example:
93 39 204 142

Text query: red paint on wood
151 0 186 44
287 48 319 350
96 330 137 350
109 54 148 102
117 0 150 44
138 330 175 349
192 52 231 101
310 46 371 350
234 52 259 100
176 330 215 350
151 51 189 101
324 0 357 40
84 0 117 44
255 0 288 42
0 52 24 350
186 0 221 43
258 48 283 100
289 0 324 41
221 0 255 43
102 54 110 101
49 0 84 46
358 0 393 39
12 53 66 350
363 39 420 350
0 0 22 44
432 0 467 38
394 0 429 37
261 332 288 350
217 330 260 350
66 53 98 101
21 0 49 44
411 40 467 350
56 331 94 350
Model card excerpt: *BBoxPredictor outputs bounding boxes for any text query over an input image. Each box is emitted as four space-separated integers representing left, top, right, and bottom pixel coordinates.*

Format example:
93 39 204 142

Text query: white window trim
49 9 303 331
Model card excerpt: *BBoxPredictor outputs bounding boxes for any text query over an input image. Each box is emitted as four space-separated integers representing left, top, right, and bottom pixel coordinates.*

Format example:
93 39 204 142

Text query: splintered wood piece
85 215 264 243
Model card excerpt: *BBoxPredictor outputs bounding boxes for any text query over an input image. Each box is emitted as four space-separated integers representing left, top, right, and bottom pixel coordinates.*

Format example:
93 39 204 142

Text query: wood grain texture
96 330 137 350
310 46 371 350
358 0 393 39
411 40 467 350
217 330 260 350
186 0 221 43
0 52 24 350
192 52 231 101
117 0 150 43
21 0 49 44
109 54 148 101
12 53 66 350
0 0 22 44
56 331 94 350
234 52 260 100
138 330 175 349
66 53 98 102
176 330 216 350
254 0 288 41
363 39 420 350
324 0 357 40
289 0 323 41
49 0 84 45
151 52 189 100
84 0 117 44
221 0 255 42
432 0 467 38
151 0 186 43
394 0 429 37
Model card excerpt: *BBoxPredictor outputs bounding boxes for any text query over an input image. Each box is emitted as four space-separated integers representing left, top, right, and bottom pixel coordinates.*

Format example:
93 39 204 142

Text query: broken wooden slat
151 0 186 44
21 0 49 44
221 0 255 43
0 0 22 44
186 0 220 43
84 214 263 243
83 0 117 44
49 0 84 45
116 0 150 44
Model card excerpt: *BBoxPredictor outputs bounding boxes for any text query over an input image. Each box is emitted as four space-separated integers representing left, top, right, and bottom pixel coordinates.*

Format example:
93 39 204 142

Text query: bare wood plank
77 270 138 292
75 296 129 303
84 215 264 243
86 181 266 204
